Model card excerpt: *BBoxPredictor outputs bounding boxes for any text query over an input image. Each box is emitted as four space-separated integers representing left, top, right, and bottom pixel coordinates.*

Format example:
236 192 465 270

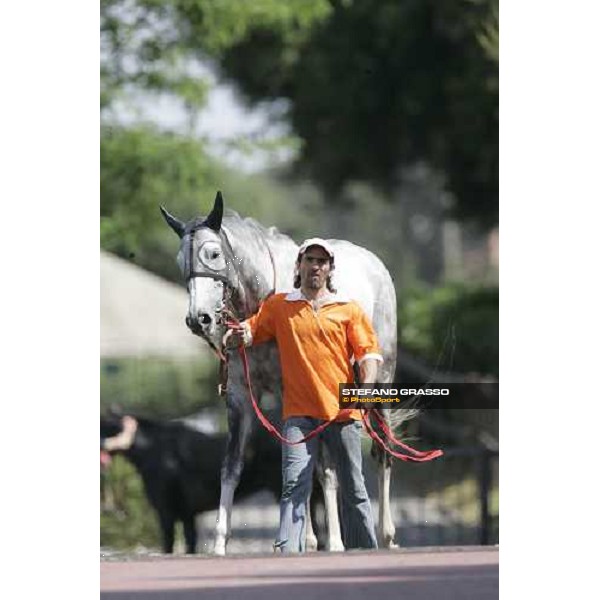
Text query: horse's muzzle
186 312 222 339
185 314 206 336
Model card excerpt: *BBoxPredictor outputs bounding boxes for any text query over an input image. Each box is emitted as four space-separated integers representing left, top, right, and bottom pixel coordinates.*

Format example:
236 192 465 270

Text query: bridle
183 223 242 290
183 223 276 379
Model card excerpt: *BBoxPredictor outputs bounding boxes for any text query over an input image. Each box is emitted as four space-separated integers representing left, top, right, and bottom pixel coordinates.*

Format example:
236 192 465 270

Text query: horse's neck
221 217 274 316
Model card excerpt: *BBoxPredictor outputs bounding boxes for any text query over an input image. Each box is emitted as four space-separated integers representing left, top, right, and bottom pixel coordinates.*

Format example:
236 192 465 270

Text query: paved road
101 546 498 600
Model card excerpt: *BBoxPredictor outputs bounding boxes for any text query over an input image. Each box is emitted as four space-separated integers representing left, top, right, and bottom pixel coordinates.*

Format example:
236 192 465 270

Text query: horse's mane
222 209 297 247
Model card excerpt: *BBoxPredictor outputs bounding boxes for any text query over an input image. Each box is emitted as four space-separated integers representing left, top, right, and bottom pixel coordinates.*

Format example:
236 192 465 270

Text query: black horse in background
100 413 286 554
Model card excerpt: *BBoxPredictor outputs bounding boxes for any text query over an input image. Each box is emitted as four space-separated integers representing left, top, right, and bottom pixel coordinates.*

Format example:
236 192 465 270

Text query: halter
184 222 277 387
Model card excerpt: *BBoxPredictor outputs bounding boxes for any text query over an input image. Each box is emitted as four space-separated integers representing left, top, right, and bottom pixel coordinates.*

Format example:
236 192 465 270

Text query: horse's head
160 191 241 351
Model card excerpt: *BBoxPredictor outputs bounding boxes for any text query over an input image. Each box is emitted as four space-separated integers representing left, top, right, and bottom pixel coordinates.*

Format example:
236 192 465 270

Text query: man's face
298 246 332 290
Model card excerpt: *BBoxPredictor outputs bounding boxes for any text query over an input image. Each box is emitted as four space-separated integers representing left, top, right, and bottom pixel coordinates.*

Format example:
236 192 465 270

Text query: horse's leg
158 509 176 554
183 514 197 554
378 454 397 548
316 442 344 552
213 379 253 556
305 496 318 552
309 476 327 550
214 468 235 556
373 355 398 549
372 412 397 548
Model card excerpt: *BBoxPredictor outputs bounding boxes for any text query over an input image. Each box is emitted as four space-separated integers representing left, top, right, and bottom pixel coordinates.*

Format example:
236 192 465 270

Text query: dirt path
101 546 498 599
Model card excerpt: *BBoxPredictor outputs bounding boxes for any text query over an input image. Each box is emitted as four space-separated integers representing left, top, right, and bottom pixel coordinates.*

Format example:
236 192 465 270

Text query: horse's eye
198 242 225 270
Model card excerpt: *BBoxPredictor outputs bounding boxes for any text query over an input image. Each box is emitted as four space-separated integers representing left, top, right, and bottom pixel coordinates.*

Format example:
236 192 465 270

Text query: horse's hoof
306 537 318 552
327 542 345 552
378 528 398 549
213 539 227 556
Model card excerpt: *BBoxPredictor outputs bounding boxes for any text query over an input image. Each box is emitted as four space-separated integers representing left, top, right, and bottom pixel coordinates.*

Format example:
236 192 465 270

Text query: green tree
101 0 330 113
101 124 224 281
399 283 499 376
101 123 327 282
216 0 498 226
102 0 498 226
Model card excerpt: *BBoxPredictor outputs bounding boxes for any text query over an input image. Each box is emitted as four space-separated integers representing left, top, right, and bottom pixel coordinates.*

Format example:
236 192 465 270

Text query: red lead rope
224 315 443 461
236 342 443 461
361 408 444 462
237 343 338 444
222 314 333 444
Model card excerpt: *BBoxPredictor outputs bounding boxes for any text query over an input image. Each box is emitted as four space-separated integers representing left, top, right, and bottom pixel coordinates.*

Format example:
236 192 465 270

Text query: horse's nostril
199 314 212 325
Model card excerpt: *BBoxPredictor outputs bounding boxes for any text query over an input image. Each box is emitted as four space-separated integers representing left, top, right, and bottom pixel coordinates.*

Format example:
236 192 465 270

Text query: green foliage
101 0 206 110
101 357 220 418
216 0 499 226
175 0 332 55
101 0 498 227
399 283 498 376
101 456 162 551
101 122 329 283
100 124 224 281
101 0 330 110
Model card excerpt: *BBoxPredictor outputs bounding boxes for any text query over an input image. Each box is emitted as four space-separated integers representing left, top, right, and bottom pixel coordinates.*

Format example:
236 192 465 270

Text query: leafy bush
101 456 162 551
399 283 498 376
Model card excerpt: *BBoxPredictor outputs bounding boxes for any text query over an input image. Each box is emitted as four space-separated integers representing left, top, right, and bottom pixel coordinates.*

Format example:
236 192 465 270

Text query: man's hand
222 327 242 349
336 358 381 419
222 322 251 349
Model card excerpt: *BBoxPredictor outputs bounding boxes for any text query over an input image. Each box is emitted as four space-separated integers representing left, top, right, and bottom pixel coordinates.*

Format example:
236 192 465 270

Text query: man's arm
347 303 384 377
338 358 381 417
349 306 384 412
359 357 379 385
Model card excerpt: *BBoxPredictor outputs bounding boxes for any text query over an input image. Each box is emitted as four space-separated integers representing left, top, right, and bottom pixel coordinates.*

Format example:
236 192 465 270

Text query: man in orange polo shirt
223 238 381 553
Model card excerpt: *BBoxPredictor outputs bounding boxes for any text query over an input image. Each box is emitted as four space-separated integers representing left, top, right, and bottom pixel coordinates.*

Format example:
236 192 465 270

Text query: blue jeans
274 416 378 553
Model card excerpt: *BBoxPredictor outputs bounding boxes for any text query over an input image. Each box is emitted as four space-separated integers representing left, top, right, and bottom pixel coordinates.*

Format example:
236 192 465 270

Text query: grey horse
161 191 409 555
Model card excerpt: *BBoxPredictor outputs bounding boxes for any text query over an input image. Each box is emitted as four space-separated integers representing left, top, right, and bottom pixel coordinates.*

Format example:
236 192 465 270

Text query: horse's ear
205 191 224 231
160 206 186 238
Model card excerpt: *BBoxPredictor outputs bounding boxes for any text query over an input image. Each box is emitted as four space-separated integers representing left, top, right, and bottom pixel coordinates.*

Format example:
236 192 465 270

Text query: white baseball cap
297 238 335 259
